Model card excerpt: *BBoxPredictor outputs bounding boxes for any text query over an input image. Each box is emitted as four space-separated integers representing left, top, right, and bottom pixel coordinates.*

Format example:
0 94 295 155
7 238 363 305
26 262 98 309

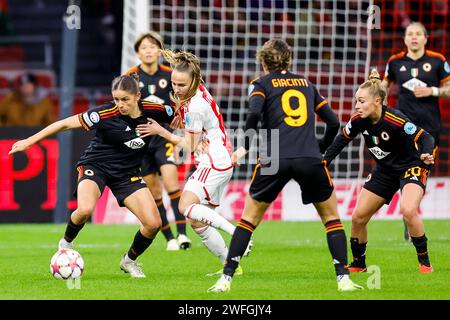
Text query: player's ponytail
161 49 203 104
111 73 140 95
358 68 386 103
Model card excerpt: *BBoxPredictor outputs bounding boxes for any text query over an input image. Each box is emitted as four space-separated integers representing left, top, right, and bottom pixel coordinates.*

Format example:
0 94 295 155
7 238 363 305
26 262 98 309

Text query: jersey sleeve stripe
386 51 405 63
414 129 424 142
159 64 173 72
100 110 120 119
341 127 352 140
98 106 118 114
384 117 404 127
125 66 139 75
350 113 361 121
250 91 265 98
315 100 328 111
385 112 405 123
78 113 90 131
425 50 446 61
440 75 450 85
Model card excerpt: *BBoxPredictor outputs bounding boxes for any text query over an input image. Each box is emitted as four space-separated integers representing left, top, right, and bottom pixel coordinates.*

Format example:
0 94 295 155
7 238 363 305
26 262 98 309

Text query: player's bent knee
400 205 418 220
351 212 369 227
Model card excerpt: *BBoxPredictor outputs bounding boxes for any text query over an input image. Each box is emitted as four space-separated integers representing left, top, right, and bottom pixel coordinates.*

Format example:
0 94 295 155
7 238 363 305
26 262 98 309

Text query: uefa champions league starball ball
50 249 84 280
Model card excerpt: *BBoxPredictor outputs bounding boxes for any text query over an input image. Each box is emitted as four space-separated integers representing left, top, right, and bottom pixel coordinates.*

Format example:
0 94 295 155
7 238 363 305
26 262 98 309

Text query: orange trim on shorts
250 163 261 185
322 160 333 187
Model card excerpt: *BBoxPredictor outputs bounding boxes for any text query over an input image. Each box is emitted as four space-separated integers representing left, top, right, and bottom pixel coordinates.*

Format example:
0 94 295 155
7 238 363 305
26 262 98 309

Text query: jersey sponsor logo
381 131 390 141
248 84 255 96
159 79 168 89
139 81 145 88
404 122 417 135
82 112 93 127
368 146 391 159
124 137 146 149
400 65 406 71
445 61 450 73
402 78 427 92
422 63 432 72
125 126 131 131
410 175 419 181
165 104 174 116
90 112 100 124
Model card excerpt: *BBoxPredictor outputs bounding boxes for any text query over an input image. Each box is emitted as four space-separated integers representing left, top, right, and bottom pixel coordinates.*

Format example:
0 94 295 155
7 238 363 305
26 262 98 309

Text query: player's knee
75 203 95 220
178 200 192 215
400 204 418 220
352 211 369 227
142 216 162 234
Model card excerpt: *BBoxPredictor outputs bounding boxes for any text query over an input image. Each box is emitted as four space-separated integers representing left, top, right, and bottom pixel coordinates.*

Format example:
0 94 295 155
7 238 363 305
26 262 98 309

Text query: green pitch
1 220 449 300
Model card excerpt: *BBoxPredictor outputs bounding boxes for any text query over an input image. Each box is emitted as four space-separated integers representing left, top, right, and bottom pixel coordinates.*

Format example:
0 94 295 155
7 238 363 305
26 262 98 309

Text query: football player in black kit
208 39 363 293
324 69 435 274
126 32 191 251
382 22 450 241
8 74 174 278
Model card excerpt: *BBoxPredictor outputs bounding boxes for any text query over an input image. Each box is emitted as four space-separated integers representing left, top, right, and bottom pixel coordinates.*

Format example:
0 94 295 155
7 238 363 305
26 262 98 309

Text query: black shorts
249 157 334 204
363 165 429 204
76 164 147 207
141 136 176 176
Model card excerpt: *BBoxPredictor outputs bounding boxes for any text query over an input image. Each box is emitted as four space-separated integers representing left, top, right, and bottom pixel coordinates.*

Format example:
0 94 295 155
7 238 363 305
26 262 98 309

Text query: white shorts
183 165 233 207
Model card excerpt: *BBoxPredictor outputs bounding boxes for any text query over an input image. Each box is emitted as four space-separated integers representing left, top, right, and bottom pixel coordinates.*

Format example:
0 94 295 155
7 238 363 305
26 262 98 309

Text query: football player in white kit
137 49 252 274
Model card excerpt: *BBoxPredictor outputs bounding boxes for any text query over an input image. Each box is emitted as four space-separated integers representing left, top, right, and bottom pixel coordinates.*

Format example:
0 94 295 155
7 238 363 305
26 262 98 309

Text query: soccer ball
50 249 84 280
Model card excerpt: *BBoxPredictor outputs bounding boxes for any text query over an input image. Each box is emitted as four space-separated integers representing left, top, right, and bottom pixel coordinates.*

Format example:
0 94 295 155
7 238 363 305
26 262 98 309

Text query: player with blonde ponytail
137 49 253 275
324 68 436 274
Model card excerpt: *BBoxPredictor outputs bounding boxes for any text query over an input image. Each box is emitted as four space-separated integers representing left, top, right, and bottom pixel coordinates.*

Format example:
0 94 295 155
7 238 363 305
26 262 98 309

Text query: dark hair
134 31 164 52
256 39 292 72
18 73 38 86
111 73 140 95
161 49 202 102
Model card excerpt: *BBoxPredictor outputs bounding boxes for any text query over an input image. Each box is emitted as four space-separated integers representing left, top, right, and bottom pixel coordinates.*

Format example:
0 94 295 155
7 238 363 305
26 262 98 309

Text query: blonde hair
161 49 203 107
358 69 386 102
256 39 292 72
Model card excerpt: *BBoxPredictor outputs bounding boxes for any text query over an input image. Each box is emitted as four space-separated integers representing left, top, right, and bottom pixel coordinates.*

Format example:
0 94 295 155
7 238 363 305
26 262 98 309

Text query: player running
207 39 362 293
137 49 252 275
9 74 174 278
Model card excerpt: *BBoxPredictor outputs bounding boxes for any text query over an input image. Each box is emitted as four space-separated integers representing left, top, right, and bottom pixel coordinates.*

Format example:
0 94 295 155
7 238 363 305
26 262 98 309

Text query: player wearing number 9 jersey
208 39 363 293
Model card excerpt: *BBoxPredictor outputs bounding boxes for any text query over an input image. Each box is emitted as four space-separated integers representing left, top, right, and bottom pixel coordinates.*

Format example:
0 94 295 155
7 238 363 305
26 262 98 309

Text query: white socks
185 204 236 236
193 225 228 264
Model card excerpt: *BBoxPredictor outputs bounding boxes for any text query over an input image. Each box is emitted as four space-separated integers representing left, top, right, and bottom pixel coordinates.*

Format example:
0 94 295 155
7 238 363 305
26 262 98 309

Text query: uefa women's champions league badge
404 122 417 135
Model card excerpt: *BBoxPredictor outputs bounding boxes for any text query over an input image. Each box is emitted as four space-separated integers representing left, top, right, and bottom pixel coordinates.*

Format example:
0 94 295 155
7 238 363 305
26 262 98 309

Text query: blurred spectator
0 73 55 127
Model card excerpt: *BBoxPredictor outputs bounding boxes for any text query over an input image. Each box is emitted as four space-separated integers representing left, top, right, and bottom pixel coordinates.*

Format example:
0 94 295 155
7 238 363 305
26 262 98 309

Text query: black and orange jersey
248 70 339 160
324 106 434 172
77 100 174 178
125 64 172 105
384 50 450 141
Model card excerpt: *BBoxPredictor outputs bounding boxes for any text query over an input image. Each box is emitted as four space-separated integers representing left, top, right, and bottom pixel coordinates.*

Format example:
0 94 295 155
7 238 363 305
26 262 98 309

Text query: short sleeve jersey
179 85 232 170
384 50 450 138
77 100 174 177
342 106 426 171
248 70 329 160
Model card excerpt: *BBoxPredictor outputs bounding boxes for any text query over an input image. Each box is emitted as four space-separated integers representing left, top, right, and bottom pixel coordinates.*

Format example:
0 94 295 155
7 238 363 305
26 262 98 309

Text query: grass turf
0 220 449 300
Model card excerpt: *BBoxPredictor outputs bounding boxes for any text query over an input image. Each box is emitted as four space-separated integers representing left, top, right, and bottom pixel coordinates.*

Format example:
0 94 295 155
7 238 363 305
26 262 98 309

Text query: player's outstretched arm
8 115 82 155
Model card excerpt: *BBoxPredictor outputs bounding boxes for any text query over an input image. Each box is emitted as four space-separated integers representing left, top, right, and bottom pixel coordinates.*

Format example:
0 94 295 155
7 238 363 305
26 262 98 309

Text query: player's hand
420 153 434 165
136 118 163 138
414 87 433 98
231 147 247 166
8 139 31 155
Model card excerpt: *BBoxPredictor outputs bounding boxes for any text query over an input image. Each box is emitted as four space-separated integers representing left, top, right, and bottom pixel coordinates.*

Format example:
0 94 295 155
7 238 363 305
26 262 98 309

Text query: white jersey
181 85 232 170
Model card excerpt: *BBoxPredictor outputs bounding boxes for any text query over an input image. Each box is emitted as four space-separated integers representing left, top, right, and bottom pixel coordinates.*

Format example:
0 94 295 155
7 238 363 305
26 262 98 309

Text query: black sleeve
144 104 175 124
316 104 340 153
415 129 435 155
242 112 260 151
323 130 352 166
